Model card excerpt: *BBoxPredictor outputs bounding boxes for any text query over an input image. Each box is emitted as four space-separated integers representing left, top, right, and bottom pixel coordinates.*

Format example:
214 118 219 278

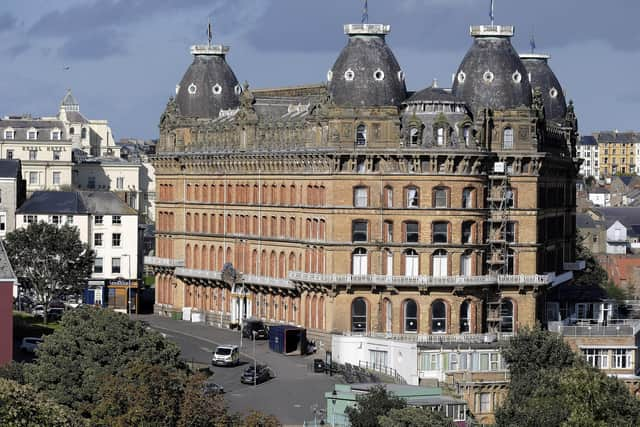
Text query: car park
242 319 269 340
240 364 272 384
212 345 240 366
19 337 43 353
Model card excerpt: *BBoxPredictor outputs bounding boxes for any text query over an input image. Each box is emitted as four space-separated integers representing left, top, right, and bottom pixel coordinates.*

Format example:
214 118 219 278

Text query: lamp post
122 254 131 315
252 330 257 387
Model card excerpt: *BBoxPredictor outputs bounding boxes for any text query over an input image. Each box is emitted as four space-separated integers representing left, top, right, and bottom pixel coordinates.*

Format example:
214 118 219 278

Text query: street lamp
252 330 257 387
122 254 131 315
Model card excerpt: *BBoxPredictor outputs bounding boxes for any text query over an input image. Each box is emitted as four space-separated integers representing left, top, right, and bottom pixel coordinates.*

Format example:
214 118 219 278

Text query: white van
212 345 240 366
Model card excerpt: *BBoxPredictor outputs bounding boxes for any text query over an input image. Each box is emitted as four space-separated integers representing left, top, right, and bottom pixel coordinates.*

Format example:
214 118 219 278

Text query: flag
207 19 212 44
362 0 369 24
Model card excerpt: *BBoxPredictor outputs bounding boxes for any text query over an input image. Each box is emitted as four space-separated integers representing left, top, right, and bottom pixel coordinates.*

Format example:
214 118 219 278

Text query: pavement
134 314 339 426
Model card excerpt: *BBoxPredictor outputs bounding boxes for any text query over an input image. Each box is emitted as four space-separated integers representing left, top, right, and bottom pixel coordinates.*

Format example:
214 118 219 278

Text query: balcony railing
144 256 185 268
288 271 552 287
549 318 640 336
343 331 513 344
240 274 294 289
175 267 221 281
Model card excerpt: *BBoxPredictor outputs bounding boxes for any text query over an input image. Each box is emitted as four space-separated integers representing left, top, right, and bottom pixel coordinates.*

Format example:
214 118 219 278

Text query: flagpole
490 0 494 26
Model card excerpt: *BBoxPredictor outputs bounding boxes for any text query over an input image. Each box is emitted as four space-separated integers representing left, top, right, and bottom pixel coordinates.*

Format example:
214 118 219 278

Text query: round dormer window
344 69 355 81
188 83 197 95
373 69 385 81
175 85 180 95
483 71 494 83
512 70 522 83
234 85 242 95
398 70 405 82
327 70 333 82
549 87 559 98
457 71 466 84
212 84 222 95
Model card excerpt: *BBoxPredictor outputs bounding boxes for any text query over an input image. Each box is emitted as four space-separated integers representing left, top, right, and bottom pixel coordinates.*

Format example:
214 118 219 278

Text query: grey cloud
4 42 31 58
0 12 17 33
58 30 126 60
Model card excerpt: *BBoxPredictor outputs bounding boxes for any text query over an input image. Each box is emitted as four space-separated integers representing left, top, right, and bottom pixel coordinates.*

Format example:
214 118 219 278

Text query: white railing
344 23 390 35
144 256 185 268
344 331 513 344
470 25 514 36
241 275 294 289
288 271 552 287
175 267 221 281
555 318 640 336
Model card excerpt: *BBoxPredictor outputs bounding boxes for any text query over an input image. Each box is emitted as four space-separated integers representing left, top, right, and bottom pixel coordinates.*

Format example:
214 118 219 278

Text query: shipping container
268 325 307 355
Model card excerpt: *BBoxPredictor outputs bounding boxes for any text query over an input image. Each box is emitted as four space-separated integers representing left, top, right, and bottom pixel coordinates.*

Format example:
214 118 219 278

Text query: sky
1 0 639 140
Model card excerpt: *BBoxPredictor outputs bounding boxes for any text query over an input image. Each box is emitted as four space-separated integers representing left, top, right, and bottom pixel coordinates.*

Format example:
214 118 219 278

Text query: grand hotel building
147 17 579 348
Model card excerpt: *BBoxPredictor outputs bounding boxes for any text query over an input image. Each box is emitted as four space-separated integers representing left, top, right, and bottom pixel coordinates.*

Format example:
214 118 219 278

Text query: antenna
207 17 213 46
489 0 495 25
362 0 369 24
530 27 536 53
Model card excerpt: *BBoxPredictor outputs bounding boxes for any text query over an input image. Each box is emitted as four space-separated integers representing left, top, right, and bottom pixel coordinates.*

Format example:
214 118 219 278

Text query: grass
13 311 61 339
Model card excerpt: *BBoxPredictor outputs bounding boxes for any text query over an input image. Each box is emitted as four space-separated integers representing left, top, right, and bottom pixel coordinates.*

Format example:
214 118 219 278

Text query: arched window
432 249 448 277
461 251 473 276
462 125 472 146
500 300 514 333
404 249 419 276
460 300 471 333
409 127 421 145
406 186 419 208
503 127 514 149
352 248 368 275
351 298 367 333
383 298 392 333
384 186 393 208
356 124 367 146
431 300 447 333
462 221 473 244
462 188 474 208
404 299 418 333
436 127 445 146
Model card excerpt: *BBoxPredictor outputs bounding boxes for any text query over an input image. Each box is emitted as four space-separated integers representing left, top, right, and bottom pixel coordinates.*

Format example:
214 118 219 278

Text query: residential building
595 131 638 176
0 160 26 237
577 135 599 178
0 243 17 366
588 187 611 207
15 191 139 311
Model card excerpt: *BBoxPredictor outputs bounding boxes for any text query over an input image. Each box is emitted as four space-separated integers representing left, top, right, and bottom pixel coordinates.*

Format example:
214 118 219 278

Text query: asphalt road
134 315 339 426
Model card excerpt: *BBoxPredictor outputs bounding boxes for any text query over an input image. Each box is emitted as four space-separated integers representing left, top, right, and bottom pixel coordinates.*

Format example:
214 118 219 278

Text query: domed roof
327 24 407 107
175 44 240 119
452 25 532 118
520 53 567 122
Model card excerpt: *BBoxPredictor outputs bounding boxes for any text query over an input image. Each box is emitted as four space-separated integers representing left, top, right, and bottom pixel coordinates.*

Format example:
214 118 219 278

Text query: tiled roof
17 191 88 215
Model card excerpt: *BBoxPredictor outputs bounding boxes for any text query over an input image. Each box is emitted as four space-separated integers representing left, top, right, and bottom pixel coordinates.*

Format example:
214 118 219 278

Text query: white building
588 188 611 207
15 191 140 311
577 135 599 178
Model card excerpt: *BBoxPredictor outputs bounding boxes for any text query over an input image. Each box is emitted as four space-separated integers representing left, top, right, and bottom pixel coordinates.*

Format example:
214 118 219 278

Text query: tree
26 307 185 417
177 374 235 427
345 385 406 427
378 407 455 427
0 378 85 427
240 411 282 427
4 222 94 323
573 241 609 289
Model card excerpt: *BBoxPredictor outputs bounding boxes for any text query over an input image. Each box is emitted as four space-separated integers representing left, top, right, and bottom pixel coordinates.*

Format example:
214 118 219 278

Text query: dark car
240 364 272 384
202 380 225 395
47 307 65 321
242 319 268 340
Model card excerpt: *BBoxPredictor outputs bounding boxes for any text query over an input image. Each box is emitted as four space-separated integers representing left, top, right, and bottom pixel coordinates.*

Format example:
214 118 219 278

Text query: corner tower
452 25 532 118
327 23 407 107
520 53 567 122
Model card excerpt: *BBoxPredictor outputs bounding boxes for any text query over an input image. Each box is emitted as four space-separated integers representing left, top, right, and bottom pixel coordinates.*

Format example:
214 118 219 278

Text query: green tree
378 406 455 427
573 241 609 289
90 361 184 427
177 374 235 427
0 378 85 427
240 410 282 427
345 385 406 427
26 306 185 417
4 222 94 323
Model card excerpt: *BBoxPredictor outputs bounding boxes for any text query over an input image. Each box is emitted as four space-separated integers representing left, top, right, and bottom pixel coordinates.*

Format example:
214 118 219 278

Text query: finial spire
207 17 213 46
530 27 536 53
362 0 369 24
489 0 495 25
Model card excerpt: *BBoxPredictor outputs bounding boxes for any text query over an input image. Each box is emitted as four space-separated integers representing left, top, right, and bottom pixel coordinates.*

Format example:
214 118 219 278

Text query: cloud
58 29 126 60
4 42 31 58
0 12 17 33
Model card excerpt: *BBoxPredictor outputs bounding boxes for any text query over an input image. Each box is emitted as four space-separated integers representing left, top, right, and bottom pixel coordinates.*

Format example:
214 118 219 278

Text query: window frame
351 297 368 333
431 300 447 333
432 222 448 243
94 233 103 247
433 187 448 208
406 186 419 208
355 124 367 146
112 233 122 247
352 220 368 242
112 257 121 274
403 299 418 333
353 186 368 208
94 257 103 274
503 127 514 149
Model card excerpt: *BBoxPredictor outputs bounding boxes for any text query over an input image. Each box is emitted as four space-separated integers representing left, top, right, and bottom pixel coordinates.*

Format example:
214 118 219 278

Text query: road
135 315 338 426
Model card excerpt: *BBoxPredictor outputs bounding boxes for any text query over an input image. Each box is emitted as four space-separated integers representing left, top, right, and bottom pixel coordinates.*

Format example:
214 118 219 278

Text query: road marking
200 346 213 353
293 404 302 408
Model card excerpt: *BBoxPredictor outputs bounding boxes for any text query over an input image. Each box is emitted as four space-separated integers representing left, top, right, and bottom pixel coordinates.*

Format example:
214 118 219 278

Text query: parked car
212 345 240 366
19 337 43 353
242 319 269 340
47 308 65 321
202 380 225 395
31 305 45 318
240 364 272 384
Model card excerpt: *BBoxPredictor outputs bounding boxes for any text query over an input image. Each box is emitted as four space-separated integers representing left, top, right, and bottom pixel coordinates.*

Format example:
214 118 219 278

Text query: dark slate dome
452 25 532 118
327 24 407 107
520 53 567 122
175 44 240 119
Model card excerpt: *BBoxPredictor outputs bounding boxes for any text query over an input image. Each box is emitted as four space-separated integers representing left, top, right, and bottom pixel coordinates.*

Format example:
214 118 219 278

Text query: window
27 130 37 140
504 187 515 208
404 249 419 276
420 353 441 371
94 258 103 274
112 215 121 225
51 130 61 140
88 176 96 189
478 393 491 413
52 172 61 185
384 186 393 208
463 125 471 146
369 350 388 370
431 300 447 333
461 252 472 276
6 150 13 160
81 128 87 139
500 300 514 333
504 222 516 242
0 213 6 232
352 220 368 242
94 215 103 225
112 257 121 274
70 127 75 135
49 215 61 225
436 127 445 146
406 187 419 208
404 299 418 332
432 250 448 277
432 222 448 243
352 248 368 275
356 158 366 173
116 177 124 190
24 215 36 224
355 124 367 146
351 298 367 332
354 187 368 207
460 301 470 333
112 233 121 247
462 188 473 208
503 128 514 149
94 233 103 246
29 150 37 160
614 349 631 369
405 221 419 243
29 172 38 185
53 151 60 161
4 130 14 140
383 221 393 243
434 188 447 208
462 222 473 244
583 349 608 369
409 127 420 145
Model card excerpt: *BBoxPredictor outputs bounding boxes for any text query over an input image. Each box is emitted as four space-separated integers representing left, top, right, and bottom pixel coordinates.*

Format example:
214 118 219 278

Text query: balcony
343 331 513 344
288 272 552 288
144 256 185 268
175 267 221 281
548 318 640 336
240 274 294 290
